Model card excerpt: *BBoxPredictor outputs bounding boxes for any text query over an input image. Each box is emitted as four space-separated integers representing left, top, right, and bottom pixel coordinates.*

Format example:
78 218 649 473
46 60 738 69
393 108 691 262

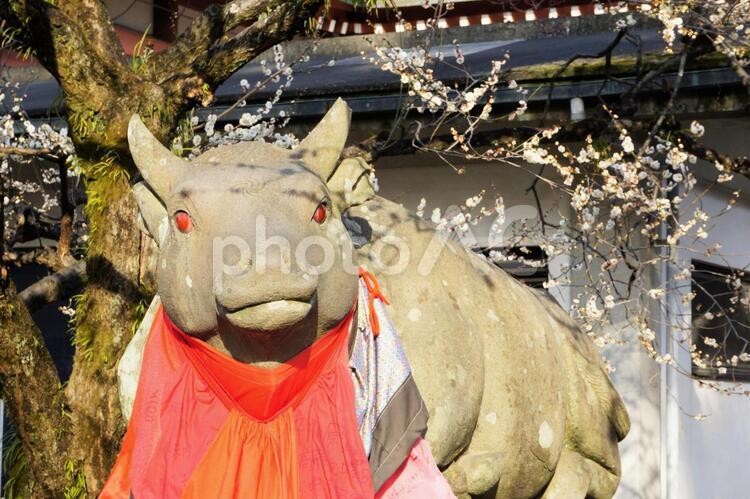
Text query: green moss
130 294 150 338
173 112 196 155
71 286 94 360
81 156 131 246
75 166 148 368
63 459 87 499
74 173 132 367
508 51 732 83
2 430 30 499
131 27 154 74
69 109 105 142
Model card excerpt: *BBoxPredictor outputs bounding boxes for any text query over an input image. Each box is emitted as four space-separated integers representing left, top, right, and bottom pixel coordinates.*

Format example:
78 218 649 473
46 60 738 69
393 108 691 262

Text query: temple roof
12 14 743 123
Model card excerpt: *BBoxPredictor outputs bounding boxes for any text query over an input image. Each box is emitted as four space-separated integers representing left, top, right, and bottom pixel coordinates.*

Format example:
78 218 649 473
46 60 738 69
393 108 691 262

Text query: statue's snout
214 268 318 332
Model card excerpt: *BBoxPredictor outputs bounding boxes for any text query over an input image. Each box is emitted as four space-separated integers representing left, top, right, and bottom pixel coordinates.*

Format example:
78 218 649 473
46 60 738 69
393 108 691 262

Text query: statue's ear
132 181 169 247
327 157 377 212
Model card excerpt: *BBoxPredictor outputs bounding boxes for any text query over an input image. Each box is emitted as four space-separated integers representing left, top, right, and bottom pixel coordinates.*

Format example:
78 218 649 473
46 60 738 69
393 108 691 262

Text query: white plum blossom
690 121 706 137
621 135 634 153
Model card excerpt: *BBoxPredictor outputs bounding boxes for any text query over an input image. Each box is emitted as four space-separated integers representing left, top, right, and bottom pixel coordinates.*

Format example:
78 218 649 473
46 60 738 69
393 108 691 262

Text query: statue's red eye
174 211 193 233
312 203 327 224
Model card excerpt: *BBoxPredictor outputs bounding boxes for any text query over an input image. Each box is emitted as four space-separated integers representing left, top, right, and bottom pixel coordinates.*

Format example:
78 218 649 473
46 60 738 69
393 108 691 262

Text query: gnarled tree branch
678 132 750 176
19 260 86 313
155 0 321 106
54 0 128 70
2 0 126 117
154 0 271 73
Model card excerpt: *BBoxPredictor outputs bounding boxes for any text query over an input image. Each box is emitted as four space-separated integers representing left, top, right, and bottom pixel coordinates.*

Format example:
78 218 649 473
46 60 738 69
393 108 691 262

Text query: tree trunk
0 282 70 496
64 172 142 491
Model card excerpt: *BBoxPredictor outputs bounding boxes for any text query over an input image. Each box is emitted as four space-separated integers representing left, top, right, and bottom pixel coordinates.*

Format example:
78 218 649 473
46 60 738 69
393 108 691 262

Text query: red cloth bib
101 305 374 499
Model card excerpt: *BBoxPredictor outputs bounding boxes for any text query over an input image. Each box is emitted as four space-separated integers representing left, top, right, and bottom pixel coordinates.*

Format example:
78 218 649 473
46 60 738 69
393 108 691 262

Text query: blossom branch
543 28 629 117
0 146 63 162
678 132 750 176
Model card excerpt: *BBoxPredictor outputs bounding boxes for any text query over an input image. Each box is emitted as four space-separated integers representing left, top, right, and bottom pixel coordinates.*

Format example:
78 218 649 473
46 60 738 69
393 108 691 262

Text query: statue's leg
442 451 503 498
539 448 620 499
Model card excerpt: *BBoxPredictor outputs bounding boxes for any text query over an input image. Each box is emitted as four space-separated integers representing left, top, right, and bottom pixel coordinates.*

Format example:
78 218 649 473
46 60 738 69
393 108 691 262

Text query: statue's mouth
222 296 314 331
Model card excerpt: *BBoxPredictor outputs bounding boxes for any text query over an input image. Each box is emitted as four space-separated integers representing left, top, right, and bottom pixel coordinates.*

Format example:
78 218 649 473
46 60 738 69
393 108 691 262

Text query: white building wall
104 1 199 35
671 117 750 499
607 329 662 499
668 182 750 499
105 0 153 33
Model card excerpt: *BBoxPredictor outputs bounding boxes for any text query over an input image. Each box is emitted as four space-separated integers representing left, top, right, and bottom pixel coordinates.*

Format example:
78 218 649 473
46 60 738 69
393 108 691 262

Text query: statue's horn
127 114 189 196
296 98 351 181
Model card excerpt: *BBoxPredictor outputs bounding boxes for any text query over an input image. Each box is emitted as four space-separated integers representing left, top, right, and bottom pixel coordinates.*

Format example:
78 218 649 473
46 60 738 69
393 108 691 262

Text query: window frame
690 259 750 382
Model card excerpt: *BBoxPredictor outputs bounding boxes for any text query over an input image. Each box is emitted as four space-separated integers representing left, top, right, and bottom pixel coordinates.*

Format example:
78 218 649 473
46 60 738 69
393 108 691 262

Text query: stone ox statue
121 99 629 498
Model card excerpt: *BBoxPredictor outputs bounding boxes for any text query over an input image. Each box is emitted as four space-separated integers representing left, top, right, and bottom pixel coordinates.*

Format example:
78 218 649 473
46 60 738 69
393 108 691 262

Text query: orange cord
358 268 390 337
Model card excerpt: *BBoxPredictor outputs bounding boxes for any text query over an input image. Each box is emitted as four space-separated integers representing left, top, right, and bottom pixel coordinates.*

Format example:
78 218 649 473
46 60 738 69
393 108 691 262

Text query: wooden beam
153 0 179 42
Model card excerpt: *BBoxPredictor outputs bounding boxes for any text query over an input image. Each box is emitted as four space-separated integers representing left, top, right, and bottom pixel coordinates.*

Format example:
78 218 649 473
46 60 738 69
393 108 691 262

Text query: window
691 260 750 381
478 245 549 289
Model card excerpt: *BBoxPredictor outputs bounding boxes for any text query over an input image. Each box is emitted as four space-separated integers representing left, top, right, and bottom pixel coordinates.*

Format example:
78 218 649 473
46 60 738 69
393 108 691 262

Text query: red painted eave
1 25 172 68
